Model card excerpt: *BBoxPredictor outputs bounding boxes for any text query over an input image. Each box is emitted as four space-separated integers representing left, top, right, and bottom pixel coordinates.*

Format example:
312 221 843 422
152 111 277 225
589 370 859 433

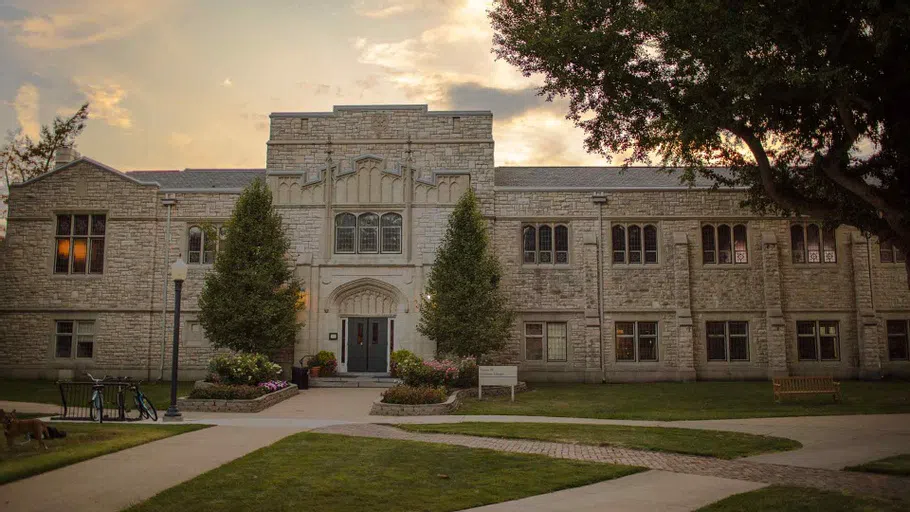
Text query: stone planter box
177 384 299 413
370 382 528 416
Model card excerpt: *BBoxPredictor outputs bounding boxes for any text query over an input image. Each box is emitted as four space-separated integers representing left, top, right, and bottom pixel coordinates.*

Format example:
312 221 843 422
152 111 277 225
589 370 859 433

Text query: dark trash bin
291 365 309 390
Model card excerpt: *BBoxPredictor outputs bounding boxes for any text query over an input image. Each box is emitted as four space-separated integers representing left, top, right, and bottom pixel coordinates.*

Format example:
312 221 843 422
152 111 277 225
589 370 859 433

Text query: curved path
1 390 908 511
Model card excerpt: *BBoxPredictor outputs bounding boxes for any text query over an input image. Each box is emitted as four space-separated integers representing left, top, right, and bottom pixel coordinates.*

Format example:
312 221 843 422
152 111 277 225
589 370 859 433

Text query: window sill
705 360 752 364
50 274 104 280
795 359 842 363
699 264 752 270
609 264 663 269
520 264 572 270
614 360 660 364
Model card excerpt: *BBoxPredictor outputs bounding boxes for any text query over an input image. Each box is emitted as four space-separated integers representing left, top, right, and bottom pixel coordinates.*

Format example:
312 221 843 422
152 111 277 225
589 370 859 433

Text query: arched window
702 224 748 265
791 223 836 264
822 228 837 263
791 225 806 263
357 213 379 253
612 224 658 265
380 213 402 253
806 224 821 262
628 225 642 263
702 225 716 264
643 225 658 264
880 239 907 263
187 226 203 264
538 225 553 263
612 225 626 263
522 226 537 264
335 213 356 253
733 224 748 263
717 224 732 264
555 225 569 264
522 223 570 265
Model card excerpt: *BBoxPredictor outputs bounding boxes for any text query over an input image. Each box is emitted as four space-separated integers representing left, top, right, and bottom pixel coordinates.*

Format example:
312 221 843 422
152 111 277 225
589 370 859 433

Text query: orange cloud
73 78 132 129
11 83 40 139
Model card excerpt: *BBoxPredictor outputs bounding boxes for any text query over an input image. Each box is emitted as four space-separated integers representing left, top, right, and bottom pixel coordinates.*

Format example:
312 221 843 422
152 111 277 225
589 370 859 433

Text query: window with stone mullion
538 225 553 263
886 320 909 360
54 214 106 274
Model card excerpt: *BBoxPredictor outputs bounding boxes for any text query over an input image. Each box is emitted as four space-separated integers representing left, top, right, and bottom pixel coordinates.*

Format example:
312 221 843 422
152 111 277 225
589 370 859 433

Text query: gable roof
127 169 266 191
11 157 160 188
494 166 738 190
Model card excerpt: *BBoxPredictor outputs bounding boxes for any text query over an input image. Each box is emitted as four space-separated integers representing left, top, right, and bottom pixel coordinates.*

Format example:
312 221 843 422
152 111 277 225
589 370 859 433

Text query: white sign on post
478 365 518 401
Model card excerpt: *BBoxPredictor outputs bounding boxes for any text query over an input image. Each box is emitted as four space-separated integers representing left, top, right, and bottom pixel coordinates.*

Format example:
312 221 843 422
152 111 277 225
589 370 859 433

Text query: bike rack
56 381 147 422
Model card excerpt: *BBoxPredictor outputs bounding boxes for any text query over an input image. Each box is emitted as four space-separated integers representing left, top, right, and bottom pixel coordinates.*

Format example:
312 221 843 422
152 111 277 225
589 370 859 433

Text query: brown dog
1 409 49 450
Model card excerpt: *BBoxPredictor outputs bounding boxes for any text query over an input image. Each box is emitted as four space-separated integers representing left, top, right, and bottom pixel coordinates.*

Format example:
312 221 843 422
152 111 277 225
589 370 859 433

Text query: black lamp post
164 258 187 422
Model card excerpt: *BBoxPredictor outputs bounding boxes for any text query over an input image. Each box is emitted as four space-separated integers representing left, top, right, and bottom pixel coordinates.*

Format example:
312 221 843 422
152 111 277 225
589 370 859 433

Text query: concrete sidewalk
0 425 303 512
464 471 766 512
0 401 58 415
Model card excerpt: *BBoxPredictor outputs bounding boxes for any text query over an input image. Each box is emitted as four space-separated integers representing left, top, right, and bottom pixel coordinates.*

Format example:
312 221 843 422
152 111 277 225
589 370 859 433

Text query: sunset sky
0 0 611 174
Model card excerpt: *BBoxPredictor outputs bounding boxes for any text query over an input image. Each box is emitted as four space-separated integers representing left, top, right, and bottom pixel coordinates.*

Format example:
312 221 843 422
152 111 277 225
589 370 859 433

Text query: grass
458 381 910 421
697 485 908 511
0 378 195 412
846 454 910 476
396 422 801 459
0 423 209 484
127 432 643 512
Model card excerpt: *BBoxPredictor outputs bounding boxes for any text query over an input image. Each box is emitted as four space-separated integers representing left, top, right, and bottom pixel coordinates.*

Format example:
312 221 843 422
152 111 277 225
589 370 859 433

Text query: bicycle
85 373 107 423
123 380 158 421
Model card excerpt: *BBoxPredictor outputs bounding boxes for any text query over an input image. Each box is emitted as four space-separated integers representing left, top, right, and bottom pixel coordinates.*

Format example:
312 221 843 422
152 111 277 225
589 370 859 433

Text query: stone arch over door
326 278 408 316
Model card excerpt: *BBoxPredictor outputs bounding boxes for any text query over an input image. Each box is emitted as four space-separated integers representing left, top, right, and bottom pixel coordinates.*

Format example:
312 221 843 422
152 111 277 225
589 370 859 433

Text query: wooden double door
346 318 389 373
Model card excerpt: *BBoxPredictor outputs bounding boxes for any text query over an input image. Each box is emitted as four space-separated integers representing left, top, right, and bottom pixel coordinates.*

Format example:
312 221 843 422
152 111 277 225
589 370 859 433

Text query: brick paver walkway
313 423 910 502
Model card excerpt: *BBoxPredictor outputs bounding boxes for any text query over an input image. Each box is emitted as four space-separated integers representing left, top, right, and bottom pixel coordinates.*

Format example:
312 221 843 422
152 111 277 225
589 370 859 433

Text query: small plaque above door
329 332 338 340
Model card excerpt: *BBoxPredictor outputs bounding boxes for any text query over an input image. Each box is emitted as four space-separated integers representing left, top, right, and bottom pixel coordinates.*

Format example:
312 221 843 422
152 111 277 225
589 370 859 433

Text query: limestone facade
0 105 908 382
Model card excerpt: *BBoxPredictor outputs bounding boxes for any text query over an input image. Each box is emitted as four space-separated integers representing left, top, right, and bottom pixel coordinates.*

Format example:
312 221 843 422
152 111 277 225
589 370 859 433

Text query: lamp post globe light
164 258 188 422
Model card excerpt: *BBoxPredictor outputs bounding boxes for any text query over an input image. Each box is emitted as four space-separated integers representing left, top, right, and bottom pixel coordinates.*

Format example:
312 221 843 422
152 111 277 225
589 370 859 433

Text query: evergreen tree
418 188 514 361
198 178 302 355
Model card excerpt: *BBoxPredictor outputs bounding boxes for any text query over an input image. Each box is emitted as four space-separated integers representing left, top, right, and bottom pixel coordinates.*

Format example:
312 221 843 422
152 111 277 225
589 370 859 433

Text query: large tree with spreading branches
198 178 303 356
418 188 514 361
490 0 910 285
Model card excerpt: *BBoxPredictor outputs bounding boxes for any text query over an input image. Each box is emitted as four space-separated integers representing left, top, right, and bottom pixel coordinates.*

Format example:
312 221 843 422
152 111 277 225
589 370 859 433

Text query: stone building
1 105 908 382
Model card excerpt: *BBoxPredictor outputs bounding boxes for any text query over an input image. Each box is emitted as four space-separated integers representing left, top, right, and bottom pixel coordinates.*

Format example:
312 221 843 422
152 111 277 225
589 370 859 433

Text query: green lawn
128 432 643 512
0 423 209 484
846 454 910 477
396 422 800 459
458 381 910 421
0 379 195 413
697 486 908 511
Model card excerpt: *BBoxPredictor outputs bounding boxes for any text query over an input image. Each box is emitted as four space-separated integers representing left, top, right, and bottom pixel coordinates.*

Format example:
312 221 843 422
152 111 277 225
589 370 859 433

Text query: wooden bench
773 376 841 403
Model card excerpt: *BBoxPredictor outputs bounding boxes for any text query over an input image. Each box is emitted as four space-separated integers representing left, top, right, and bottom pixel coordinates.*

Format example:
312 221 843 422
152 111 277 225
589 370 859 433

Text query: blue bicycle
85 373 106 422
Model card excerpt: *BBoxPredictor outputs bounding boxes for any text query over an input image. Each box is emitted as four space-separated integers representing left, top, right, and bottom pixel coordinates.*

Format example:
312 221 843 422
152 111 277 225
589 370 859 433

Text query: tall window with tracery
335 212 403 254
612 223 658 264
522 223 569 265
791 223 836 263
702 223 748 264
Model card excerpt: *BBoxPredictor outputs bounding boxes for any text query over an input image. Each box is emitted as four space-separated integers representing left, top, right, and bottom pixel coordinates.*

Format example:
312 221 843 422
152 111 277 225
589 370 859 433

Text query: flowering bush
381 385 448 405
258 380 291 393
399 358 460 388
390 349 421 377
207 353 281 385
188 384 267 400
307 351 338 376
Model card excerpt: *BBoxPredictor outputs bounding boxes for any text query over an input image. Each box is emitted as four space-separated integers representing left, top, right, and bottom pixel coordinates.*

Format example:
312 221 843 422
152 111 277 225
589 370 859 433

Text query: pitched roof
127 169 266 190
494 166 736 189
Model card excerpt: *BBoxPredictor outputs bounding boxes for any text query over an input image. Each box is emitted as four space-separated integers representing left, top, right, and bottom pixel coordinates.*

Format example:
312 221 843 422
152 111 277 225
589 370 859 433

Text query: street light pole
164 258 188 422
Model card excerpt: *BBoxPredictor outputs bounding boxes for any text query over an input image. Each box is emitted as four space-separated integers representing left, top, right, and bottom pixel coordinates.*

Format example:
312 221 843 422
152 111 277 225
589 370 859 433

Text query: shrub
258 380 291 393
454 356 478 388
381 385 448 405
188 384 267 400
207 353 281 385
390 349 421 378
399 358 459 388
309 351 338 376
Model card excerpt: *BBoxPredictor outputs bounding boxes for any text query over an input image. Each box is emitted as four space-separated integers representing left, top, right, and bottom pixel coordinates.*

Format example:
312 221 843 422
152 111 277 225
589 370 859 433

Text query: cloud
11 83 40 139
74 78 132 129
495 111 608 166
353 0 431 18
222 78 233 87
3 0 173 50
445 83 558 121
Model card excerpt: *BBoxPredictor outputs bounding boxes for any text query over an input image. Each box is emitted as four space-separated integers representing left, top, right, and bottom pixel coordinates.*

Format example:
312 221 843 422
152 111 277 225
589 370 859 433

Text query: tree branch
724 123 836 219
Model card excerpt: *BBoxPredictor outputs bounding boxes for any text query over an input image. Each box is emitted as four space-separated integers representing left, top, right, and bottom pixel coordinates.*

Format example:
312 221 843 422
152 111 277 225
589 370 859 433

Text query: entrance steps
309 373 400 388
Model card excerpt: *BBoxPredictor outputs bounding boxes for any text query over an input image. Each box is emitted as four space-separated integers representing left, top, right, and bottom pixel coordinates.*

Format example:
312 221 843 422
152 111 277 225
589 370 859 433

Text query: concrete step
309 375 400 388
